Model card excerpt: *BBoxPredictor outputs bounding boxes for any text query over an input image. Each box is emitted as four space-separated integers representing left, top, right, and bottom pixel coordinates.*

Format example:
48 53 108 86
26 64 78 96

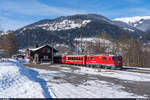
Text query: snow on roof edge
29 44 57 51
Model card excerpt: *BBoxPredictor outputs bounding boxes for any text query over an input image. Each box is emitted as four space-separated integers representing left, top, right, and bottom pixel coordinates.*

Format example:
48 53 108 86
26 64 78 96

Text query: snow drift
0 59 51 98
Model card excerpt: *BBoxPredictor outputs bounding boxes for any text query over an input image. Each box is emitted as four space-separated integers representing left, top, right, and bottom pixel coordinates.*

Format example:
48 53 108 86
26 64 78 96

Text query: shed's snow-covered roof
29 45 46 51
29 44 57 52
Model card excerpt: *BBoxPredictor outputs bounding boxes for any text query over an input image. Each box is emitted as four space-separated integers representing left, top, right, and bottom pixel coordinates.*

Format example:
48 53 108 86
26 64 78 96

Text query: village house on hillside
26 44 57 64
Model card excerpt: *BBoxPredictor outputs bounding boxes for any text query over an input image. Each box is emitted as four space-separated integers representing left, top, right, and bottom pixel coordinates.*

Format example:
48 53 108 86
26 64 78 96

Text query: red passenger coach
64 55 86 65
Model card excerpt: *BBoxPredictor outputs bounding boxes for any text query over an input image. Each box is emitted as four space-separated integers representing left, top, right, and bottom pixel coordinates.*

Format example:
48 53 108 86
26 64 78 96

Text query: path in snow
0 59 52 98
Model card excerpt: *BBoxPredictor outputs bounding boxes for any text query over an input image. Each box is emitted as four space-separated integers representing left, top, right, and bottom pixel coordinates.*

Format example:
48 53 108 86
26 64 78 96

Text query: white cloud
0 16 33 32
0 0 87 31
98 7 150 19
0 0 87 16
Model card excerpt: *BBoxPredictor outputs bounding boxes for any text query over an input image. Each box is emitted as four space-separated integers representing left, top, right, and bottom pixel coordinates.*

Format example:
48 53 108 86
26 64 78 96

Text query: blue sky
0 0 150 31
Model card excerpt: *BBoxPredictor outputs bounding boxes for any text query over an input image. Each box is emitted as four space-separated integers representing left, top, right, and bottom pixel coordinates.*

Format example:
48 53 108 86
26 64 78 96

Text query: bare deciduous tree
0 31 18 57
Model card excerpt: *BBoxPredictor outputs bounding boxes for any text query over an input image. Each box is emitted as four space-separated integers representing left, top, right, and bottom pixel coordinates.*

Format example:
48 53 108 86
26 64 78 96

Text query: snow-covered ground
0 59 51 98
74 37 111 44
33 68 144 98
72 66 150 82
0 59 149 98
35 20 91 31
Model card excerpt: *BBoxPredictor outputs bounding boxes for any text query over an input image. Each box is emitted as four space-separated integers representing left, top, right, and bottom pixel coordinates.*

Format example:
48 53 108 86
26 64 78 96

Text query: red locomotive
54 55 122 69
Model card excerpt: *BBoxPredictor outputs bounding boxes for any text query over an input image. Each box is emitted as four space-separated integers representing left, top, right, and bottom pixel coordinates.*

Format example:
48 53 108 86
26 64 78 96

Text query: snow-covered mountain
114 16 150 24
31 20 91 31
13 14 144 48
114 16 150 32
112 20 144 34
17 14 111 34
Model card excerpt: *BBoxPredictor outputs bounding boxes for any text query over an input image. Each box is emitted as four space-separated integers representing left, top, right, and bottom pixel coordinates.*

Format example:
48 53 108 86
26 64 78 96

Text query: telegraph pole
51 40 54 64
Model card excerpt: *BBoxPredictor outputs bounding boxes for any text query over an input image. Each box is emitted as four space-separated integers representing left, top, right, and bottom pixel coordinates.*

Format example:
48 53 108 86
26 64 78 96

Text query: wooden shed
26 44 57 64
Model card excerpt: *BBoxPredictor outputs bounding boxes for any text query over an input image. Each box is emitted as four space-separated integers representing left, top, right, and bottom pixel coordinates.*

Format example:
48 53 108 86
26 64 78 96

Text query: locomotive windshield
112 56 122 61
112 57 118 61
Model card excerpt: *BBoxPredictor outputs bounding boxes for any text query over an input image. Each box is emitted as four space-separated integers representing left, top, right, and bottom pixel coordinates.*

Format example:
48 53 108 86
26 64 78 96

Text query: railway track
121 68 150 74
83 65 150 74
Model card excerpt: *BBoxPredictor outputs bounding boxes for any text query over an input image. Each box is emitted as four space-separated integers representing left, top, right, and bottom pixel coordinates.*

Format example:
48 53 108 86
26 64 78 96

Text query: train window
103 57 107 60
112 57 118 61
91 57 94 60
118 56 122 60
109 57 111 60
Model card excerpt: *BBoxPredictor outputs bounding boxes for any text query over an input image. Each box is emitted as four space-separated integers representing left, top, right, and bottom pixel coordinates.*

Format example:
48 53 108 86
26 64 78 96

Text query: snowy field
33 68 144 98
0 59 150 98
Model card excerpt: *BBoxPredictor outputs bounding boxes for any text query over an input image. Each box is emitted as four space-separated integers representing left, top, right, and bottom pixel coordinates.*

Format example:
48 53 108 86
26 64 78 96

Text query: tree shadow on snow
10 60 52 98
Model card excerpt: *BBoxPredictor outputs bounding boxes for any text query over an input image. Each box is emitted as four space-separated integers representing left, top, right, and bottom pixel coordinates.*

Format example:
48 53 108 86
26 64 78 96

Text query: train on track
54 54 123 69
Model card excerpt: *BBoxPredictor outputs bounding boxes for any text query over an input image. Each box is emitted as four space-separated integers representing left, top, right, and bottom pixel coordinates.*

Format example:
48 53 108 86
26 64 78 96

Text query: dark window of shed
47 49 50 53
103 57 107 60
